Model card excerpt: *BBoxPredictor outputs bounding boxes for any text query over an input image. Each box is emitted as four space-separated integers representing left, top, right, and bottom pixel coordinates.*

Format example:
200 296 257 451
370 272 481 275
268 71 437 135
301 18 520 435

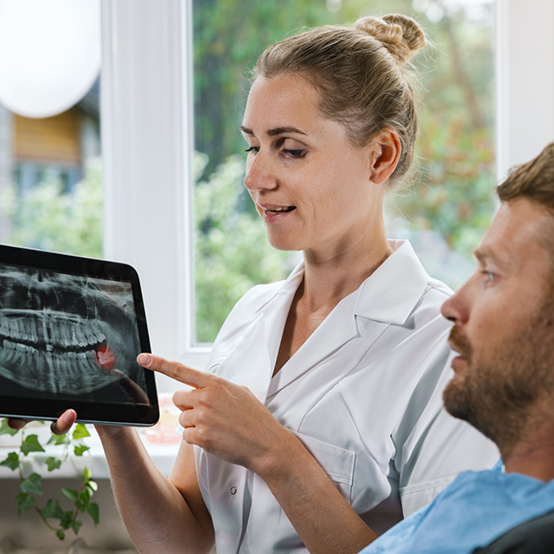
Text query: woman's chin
266 235 303 252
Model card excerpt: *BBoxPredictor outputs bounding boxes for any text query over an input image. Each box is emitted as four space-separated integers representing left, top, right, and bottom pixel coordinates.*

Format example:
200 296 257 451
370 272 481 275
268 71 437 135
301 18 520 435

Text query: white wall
496 0 554 182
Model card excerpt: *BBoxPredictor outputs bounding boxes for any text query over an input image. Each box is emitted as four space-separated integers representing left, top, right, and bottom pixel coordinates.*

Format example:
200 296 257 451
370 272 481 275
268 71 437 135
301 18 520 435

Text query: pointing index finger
137 353 209 388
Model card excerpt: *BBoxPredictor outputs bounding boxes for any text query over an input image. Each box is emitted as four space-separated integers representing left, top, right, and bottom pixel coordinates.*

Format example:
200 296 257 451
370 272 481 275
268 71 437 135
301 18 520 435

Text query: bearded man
359 142 554 554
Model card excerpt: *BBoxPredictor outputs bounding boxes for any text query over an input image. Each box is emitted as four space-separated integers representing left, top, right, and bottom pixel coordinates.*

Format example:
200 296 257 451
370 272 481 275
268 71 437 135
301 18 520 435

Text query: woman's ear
367 129 401 185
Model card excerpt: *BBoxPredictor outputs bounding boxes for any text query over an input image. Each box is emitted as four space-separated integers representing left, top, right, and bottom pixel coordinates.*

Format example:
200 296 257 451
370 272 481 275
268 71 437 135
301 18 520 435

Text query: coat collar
354 240 436 325
256 240 434 326
257 240 435 398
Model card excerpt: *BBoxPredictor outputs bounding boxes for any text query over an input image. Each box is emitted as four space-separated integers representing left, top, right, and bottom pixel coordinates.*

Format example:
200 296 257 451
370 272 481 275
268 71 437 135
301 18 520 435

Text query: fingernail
138 353 152 366
63 410 75 423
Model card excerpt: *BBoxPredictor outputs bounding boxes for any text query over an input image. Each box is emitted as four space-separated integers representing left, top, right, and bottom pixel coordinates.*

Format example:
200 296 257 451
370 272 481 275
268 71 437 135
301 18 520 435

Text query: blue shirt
359 461 554 554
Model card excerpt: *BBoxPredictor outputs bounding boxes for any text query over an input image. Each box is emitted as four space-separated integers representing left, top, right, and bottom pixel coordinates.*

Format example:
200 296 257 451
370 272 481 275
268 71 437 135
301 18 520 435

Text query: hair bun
354 14 425 65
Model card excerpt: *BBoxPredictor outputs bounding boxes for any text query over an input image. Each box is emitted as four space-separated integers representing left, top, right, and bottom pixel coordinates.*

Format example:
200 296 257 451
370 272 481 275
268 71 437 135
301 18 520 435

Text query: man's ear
367 129 402 185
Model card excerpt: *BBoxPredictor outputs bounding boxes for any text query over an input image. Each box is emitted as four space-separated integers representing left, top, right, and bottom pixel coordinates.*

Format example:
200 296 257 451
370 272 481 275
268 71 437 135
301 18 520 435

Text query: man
358 142 554 553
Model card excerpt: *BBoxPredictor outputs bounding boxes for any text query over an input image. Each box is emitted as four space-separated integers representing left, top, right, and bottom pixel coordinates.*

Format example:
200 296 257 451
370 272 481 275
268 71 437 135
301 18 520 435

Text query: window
0 0 102 257
102 0 554 383
191 0 495 344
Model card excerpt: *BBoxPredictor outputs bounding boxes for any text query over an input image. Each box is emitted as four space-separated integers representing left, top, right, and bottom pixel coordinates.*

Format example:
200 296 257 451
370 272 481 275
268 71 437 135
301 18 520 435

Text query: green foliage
0 451 20 470
16 492 36 514
72 424 91 440
45 457 62 472
21 434 45 455
0 158 103 258
21 472 43 495
194 153 290 342
0 419 19 436
0 420 99 540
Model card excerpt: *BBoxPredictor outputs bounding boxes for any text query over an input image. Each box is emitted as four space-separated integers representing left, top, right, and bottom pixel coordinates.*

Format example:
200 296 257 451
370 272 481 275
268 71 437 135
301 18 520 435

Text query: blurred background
0 0 495 345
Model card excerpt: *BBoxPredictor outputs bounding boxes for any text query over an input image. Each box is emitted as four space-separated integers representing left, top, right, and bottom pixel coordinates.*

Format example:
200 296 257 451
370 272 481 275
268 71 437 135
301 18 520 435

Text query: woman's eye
283 148 306 158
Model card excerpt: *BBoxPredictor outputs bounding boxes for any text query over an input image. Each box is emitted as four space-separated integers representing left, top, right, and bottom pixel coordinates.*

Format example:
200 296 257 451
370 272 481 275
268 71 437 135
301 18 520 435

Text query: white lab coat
194 240 499 554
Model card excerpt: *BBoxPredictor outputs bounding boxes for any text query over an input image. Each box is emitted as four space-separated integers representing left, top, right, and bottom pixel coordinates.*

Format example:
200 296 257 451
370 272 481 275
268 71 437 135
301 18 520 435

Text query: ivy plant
0 418 99 540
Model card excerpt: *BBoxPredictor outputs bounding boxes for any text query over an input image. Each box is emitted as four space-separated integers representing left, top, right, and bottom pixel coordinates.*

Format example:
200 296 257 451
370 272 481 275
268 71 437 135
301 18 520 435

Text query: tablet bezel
0 244 159 426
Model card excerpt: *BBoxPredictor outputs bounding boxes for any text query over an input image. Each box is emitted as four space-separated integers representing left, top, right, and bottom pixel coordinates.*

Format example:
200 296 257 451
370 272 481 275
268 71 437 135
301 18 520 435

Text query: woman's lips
258 204 296 224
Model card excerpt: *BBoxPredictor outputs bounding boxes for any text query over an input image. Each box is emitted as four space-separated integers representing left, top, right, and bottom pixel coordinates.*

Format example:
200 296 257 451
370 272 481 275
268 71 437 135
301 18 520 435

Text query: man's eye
481 270 496 284
245 146 259 154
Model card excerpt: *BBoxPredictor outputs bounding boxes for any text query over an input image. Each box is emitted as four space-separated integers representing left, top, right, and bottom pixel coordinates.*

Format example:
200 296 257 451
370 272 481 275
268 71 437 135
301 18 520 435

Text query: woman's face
241 73 387 261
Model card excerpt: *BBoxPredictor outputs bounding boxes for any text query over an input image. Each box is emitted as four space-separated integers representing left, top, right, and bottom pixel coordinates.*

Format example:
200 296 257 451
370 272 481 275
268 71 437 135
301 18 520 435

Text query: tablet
0 245 159 426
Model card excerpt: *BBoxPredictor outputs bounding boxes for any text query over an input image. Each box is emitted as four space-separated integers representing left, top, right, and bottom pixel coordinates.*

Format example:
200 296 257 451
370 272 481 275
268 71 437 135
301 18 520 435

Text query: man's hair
497 142 554 210
497 142 554 271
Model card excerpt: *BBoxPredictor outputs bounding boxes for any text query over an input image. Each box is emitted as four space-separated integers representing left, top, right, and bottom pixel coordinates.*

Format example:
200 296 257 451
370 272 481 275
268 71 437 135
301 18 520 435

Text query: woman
10 13 497 554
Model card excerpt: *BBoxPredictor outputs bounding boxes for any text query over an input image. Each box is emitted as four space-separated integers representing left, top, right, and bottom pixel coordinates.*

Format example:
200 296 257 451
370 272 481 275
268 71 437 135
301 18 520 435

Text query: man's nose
441 278 473 325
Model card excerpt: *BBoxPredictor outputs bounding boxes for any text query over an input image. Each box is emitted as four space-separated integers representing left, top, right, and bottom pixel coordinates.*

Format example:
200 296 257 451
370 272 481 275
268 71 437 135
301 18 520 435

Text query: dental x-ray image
0 263 148 405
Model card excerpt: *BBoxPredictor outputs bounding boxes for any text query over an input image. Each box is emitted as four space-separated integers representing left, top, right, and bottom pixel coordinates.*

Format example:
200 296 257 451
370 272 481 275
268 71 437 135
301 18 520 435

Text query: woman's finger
7 418 29 431
137 354 209 389
50 409 77 435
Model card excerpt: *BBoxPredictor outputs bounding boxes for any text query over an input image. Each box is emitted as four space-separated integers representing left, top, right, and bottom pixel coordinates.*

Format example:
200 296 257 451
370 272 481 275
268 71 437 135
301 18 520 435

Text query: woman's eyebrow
240 125 307 137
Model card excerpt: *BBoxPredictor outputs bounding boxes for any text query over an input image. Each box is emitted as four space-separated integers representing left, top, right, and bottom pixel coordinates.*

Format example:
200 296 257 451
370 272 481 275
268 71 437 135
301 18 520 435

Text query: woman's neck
300 221 392 313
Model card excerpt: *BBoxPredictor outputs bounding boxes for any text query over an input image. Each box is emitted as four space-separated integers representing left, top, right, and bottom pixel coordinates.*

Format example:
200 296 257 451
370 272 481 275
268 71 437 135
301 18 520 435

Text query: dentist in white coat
11 13 499 554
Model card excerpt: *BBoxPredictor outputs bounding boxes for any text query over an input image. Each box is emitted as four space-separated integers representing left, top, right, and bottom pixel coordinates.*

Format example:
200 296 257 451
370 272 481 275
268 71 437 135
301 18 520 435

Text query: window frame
101 0 554 385
495 0 554 182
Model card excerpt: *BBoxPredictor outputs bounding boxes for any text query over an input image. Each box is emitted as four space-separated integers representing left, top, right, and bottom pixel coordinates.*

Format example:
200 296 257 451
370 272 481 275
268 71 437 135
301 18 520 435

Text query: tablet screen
0 246 158 426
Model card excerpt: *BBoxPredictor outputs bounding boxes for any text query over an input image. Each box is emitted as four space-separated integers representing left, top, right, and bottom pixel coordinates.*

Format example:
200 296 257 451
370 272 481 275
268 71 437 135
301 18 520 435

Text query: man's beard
443 306 554 456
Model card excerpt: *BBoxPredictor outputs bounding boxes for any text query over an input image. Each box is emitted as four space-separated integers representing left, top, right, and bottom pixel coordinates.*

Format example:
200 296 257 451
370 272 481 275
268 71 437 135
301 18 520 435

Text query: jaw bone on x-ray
0 265 142 397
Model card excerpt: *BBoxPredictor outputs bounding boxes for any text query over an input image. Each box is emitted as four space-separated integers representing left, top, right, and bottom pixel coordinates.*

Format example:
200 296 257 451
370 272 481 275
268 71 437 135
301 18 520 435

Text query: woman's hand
137 353 288 473
7 409 77 435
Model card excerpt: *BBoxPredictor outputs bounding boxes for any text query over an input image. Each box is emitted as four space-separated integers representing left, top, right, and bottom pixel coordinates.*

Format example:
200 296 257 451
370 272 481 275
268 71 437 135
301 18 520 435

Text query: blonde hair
253 14 426 189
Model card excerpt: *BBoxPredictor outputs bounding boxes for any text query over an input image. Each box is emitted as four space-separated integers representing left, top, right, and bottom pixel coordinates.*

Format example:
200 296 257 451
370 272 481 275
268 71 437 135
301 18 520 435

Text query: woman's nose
244 152 278 192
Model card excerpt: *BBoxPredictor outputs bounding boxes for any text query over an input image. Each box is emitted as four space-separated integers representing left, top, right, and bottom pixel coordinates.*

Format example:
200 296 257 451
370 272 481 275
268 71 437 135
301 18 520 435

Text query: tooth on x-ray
0 266 139 395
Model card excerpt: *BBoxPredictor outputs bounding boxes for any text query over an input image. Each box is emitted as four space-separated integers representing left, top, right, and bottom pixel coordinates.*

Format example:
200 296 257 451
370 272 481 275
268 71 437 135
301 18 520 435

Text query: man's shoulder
472 509 554 554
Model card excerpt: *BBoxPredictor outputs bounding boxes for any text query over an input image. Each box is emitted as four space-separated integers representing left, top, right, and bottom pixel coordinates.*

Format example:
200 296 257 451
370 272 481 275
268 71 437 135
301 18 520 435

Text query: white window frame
100 0 207 394
496 0 554 182
100 0 554 390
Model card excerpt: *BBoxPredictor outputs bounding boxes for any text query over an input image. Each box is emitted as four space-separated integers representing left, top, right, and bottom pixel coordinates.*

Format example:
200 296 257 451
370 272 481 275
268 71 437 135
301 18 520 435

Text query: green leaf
61 488 79 500
45 456 62 471
73 444 90 457
16 492 35 514
72 424 90 439
82 466 91 482
48 433 69 446
80 488 91 503
56 530 65 541
0 418 19 436
75 499 86 512
60 510 74 529
86 479 98 492
0 452 20 471
87 502 100 525
70 519 83 534
41 499 65 520
20 434 45 455
21 473 42 495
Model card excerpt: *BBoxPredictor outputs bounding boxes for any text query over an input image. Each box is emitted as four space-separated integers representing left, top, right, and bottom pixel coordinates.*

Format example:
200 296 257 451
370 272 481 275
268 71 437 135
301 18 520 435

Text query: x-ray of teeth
0 264 145 398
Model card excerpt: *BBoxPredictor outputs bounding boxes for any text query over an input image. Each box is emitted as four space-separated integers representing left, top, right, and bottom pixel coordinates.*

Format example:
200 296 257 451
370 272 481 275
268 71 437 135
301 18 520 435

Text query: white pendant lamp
0 0 100 119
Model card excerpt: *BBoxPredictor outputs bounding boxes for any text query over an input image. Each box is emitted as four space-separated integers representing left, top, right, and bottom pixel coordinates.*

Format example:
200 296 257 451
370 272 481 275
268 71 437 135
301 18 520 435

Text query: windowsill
0 425 180 480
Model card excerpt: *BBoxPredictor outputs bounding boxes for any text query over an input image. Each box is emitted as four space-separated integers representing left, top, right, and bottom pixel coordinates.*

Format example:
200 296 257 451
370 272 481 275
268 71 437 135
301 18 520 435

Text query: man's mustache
448 326 473 361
